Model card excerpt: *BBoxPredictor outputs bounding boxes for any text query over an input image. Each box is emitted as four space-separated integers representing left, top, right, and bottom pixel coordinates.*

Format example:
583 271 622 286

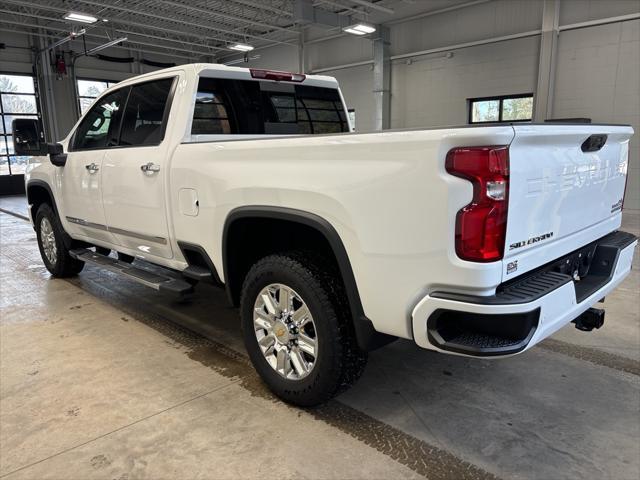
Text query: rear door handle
85 163 99 174
140 162 160 173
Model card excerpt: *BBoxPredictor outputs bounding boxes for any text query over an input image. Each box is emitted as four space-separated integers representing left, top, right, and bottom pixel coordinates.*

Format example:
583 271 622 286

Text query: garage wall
389 0 543 56
390 36 539 129
323 65 375 132
553 19 640 210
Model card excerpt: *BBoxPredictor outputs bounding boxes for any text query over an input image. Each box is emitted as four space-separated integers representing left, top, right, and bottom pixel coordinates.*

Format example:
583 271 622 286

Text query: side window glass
192 89 232 134
72 89 125 150
119 78 174 147
295 87 348 134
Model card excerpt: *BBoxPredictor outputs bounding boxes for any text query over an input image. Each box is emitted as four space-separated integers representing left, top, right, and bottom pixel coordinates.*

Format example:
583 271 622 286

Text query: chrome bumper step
69 248 194 295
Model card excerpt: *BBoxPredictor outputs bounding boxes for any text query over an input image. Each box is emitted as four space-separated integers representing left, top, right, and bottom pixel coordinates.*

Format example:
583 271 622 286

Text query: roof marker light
250 69 305 82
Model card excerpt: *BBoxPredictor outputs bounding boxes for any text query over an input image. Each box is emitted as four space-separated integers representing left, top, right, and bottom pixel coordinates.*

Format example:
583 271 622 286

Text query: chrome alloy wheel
253 283 318 380
40 217 57 265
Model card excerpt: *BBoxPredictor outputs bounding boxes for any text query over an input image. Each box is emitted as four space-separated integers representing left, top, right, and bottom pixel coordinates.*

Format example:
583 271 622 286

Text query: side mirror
48 143 67 167
12 118 47 156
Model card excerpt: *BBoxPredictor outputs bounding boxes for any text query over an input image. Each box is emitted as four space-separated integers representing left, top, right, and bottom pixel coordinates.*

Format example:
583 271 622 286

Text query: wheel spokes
278 286 290 312
276 347 290 375
297 333 316 357
290 348 309 376
254 308 274 331
258 334 276 356
262 292 278 315
292 305 309 325
253 283 317 381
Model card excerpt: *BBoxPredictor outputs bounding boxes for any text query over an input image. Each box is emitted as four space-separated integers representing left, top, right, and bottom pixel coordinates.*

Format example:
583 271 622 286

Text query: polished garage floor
0 198 638 480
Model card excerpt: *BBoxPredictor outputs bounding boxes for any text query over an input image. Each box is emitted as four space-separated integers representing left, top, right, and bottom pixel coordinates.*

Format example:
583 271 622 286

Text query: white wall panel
560 0 640 25
307 36 372 71
553 19 640 209
322 65 375 133
390 36 539 129
390 0 543 56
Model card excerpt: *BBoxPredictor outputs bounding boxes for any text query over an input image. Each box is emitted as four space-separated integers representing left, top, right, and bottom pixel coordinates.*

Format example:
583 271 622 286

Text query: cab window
191 77 349 135
119 78 174 147
192 90 231 134
71 89 126 150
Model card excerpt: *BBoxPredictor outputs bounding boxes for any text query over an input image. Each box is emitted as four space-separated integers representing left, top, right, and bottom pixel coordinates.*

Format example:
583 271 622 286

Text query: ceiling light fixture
229 43 254 52
64 12 99 24
342 23 376 36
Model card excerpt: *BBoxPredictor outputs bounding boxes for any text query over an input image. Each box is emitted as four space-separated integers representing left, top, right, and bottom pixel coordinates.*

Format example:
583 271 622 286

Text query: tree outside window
77 79 118 114
1 74 40 176
469 94 533 123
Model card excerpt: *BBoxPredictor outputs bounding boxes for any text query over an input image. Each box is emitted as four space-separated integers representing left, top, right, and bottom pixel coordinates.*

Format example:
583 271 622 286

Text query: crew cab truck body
14 63 636 406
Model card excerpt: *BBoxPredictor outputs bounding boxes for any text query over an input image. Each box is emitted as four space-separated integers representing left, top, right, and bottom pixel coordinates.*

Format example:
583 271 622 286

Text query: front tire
35 204 84 277
240 252 367 406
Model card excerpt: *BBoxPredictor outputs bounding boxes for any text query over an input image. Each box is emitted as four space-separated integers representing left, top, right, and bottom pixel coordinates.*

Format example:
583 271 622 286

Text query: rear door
504 123 633 278
101 76 177 260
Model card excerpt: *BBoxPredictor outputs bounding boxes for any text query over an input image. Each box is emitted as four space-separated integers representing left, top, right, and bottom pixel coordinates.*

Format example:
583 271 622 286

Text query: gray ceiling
0 0 473 60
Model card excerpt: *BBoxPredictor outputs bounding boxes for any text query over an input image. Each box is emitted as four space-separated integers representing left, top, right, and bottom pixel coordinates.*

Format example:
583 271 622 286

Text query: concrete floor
1 196 639 480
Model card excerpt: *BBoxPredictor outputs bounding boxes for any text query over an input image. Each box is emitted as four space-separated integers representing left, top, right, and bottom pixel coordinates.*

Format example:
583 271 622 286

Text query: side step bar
70 248 194 296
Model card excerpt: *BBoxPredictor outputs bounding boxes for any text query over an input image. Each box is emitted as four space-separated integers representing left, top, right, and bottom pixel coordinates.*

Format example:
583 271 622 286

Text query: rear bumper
411 231 637 357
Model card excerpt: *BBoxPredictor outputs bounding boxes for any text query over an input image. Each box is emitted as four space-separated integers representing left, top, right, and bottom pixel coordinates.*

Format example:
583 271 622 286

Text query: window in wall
0 74 40 176
77 79 118 114
469 94 533 123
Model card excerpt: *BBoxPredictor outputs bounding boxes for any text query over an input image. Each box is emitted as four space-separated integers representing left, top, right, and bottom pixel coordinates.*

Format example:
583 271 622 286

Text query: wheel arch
27 179 77 248
26 180 59 223
222 206 395 351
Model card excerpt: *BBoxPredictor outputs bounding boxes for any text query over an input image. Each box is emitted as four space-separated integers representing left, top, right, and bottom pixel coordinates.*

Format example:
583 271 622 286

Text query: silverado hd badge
509 232 554 250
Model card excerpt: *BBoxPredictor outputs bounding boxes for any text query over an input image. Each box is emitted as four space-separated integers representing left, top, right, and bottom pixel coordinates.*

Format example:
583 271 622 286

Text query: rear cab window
190 75 349 138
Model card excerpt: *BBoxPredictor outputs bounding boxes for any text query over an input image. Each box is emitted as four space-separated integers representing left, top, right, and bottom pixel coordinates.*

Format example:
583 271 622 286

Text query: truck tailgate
504 123 633 280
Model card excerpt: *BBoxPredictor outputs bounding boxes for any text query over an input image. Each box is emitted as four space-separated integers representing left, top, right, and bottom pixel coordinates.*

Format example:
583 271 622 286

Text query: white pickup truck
13 63 637 406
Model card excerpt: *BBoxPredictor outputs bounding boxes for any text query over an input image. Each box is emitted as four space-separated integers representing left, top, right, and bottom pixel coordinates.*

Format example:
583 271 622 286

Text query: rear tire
35 204 84 278
240 251 367 406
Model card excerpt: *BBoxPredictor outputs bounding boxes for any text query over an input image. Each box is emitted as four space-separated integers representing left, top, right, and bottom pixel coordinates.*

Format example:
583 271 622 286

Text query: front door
60 88 126 244
101 77 176 260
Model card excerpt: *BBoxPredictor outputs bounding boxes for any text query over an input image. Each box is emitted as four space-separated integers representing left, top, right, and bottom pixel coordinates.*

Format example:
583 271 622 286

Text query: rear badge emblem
509 232 554 251
507 260 518 275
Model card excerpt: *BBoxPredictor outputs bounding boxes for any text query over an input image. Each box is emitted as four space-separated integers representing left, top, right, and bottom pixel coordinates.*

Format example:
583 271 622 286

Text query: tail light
445 146 510 262
250 69 306 82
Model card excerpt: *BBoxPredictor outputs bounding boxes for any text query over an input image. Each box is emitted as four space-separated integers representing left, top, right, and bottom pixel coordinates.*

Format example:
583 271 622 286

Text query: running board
70 248 194 296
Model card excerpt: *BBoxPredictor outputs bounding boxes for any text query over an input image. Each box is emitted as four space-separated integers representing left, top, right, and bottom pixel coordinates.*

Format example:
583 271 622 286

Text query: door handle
140 162 160 173
85 163 99 174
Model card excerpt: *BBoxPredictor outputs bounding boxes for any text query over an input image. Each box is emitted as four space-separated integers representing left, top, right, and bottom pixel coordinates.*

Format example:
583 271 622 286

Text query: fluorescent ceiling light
343 23 376 35
229 43 254 52
64 12 98 24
